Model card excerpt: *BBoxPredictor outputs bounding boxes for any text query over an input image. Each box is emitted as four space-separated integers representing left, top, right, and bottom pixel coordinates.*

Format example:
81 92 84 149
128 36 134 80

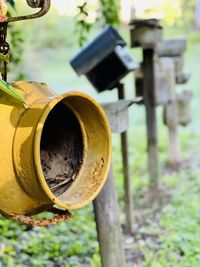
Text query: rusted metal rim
34 91 112 210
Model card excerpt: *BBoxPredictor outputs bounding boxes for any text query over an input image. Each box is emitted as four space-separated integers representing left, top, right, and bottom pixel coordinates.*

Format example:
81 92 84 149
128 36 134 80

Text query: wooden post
169 123 180 167
117 83 134 234
143 48 159 189
93 165 126 267
162 58 181 167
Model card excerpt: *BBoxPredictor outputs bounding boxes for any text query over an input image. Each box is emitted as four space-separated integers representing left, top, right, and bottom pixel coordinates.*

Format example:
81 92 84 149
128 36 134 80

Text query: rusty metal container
0 81 112 222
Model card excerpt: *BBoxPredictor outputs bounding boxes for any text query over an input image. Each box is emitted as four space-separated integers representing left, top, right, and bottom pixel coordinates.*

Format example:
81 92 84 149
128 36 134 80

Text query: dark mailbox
70 26 138 92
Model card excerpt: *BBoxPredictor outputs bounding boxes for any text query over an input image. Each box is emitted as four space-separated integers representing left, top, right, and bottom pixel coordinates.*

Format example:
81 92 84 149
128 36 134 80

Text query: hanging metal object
1 0 51 23
0 82 112 226
0 0 112 226
0 0 51 81
0 22 9 81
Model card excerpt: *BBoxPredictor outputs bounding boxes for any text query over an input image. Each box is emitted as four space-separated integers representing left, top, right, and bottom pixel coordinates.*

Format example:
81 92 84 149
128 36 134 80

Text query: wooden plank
143 48 159 189
101 100 132 133
171 56 184 74
102 100 133 113
154 59 172 105
130 18 162 28
93 166 126 267
135 68 144 99
176 72 191 84
162 58 181 167
135 58 175 106
130 27 163 48
156 38 186 57
135 57 188 105
102 99 143 133
117 83 134 234
176 90 193 126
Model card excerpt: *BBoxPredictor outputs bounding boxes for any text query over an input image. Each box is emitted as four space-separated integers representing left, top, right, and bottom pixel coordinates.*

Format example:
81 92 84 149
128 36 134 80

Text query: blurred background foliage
4 0 197 76
0 0 200 266
141 0 196 28
4 0 197 82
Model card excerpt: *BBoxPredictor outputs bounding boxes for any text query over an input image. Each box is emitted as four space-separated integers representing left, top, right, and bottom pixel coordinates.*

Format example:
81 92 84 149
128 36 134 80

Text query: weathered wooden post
117 83 134 234
134 39 192 169
100 98 142 265
102 95 143 235
156 38 191 167
70 26 139 265
98 99 133 266
130 19 163 189
176 91 193 126
93 166 126 267
162 58 180 167
135 57 181 167
143 48 159 189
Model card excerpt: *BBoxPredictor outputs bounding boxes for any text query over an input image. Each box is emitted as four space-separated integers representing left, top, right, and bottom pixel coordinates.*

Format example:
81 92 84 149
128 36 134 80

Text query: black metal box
70 26 138 92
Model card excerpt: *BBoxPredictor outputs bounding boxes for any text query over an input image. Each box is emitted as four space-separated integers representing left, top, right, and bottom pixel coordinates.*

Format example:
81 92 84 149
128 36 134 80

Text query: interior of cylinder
40 102 84 197
56 96 111 209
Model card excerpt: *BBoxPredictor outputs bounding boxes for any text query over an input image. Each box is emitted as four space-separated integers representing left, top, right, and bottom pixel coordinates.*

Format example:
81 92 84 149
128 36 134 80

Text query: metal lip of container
0 81 112 217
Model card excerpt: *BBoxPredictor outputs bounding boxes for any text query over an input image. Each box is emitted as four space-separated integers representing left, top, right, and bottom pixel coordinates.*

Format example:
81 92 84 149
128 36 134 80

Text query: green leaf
0 80 25 104
0 53 9 64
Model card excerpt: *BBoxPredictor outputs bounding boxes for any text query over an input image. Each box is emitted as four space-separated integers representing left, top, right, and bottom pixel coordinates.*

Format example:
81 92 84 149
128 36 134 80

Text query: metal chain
0 22 9 81
2 0 51 23
27 0 44 8
0 0 51 81
10 208 72 227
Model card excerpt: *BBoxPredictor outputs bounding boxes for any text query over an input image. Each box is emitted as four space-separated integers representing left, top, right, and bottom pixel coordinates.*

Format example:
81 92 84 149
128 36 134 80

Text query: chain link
0 22 9 81
0 0 51 81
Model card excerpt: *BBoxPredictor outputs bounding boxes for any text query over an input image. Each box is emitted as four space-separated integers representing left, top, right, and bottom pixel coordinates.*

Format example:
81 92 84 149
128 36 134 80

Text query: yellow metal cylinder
0 81 112 217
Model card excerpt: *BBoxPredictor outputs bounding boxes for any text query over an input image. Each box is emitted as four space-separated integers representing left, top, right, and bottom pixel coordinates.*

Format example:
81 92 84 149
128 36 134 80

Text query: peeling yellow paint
0 81 112 218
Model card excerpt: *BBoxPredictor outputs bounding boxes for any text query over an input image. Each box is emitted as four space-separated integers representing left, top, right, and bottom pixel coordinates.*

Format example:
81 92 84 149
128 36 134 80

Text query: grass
0 207 99 266
143 169 200 267
0 20 200 266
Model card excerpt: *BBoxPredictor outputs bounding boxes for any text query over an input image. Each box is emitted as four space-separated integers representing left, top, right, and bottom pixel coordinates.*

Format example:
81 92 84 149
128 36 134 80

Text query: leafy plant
99 0 120 25
6 0 14 7
6 0 26 80
0 79 25 104
0 206 99 266
0 52 9 63
75 2 92 47
75 0 120 47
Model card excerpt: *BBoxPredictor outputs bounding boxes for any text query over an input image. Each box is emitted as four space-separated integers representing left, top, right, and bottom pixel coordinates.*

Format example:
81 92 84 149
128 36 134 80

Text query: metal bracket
0 0 51 24
0 0 51 81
